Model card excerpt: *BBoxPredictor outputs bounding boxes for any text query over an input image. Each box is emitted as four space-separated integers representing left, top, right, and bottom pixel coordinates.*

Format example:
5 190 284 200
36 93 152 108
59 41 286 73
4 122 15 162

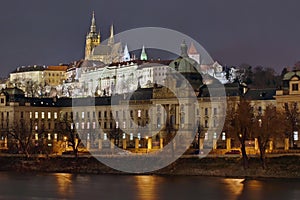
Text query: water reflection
54 173 74 197
135 176 161 200
222 178 244 199
0 172 299 200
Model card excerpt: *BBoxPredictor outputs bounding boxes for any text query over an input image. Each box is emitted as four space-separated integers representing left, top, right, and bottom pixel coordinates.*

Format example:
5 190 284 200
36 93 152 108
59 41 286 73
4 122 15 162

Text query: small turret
123 44 130 61
140 45 148 61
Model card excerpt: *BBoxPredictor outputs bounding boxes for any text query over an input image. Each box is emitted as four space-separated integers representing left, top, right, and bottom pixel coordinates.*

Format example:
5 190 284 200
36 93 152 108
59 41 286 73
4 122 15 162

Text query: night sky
1 0 300 77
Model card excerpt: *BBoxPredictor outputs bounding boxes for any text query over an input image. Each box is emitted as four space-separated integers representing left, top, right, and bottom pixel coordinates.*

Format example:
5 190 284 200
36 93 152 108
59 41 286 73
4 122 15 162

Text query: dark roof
11 65 45 73
244 88 276 100
198 82 243 97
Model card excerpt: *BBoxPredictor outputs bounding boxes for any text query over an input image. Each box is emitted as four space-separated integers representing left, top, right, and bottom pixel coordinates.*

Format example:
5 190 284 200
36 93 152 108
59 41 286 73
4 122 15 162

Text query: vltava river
0 172 299 200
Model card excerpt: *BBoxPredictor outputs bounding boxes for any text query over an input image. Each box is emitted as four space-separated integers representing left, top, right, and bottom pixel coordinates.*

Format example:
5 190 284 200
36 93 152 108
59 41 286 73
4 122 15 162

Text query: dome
168 41 203 90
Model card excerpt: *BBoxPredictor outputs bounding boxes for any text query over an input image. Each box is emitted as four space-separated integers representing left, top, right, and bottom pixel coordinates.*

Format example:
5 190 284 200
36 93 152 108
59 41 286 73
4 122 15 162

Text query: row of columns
199 138 289 152
96 138 164 151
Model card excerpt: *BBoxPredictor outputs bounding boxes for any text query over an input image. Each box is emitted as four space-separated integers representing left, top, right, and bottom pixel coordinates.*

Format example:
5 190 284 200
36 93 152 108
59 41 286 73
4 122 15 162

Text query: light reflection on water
0 172 299 200
135 176 163 200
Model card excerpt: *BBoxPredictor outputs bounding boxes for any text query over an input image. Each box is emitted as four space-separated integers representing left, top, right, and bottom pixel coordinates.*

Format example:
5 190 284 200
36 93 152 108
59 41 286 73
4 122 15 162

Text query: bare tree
228 99 255 169
254 105 285 169
58 117 81 158
283 102 300 148
8 119 35 158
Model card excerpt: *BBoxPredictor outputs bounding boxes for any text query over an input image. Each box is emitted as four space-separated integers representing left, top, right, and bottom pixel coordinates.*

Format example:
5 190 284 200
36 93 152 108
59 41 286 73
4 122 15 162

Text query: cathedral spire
140 45 148 60
90 11 97 33
108 24 115 46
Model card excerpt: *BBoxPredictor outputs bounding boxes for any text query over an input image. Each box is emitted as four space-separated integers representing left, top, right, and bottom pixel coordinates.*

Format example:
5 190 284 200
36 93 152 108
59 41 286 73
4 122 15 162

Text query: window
0 98 4 104
30 112 32 119
222 132 226 141
35 112 39 119
116 121 119 128
87 122 90 129
93 122 96 129
47 112 51 119
294 131 299 141
82 112 85 119
41 112 45 119
204 132 208 140
130 110 133 118
93 112 95 118
122 133 126 139
104 133 108 140
213 119 217 127
98 111 101 118
48 133 51 140
130 133 133 140
87 112 90 119
54 112 58 119
81 122 85 129
138 110 141 118
157 117 161 128
213 108 217 115
205 120 208 128
292 83 299 91
213 132 217 139
104 111 107 118
123 121 126 129
20 112 24 119
205 108 208 116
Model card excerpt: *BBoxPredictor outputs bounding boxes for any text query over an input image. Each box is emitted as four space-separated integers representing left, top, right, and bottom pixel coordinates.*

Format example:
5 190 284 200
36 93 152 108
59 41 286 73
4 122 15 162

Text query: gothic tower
85 12 101 59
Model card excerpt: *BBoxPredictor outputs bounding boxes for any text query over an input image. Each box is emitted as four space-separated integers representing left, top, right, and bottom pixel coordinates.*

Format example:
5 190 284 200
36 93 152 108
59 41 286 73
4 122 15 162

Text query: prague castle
84 12 123 64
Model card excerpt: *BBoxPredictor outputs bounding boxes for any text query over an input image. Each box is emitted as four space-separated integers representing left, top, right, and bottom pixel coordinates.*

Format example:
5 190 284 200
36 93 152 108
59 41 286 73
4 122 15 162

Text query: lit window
222 132 226 141
213 132 217 139
204 132 208 140
41 112 45 119
35 133 38 140
138 110 141 118
76 122 79 129
130 133 133 141
54 112 58 119
123 121 126 129
82 112 85 119
30 112 32 119
116 121 119 128
54 133 58 140
294 131 299 141
87 122 90 129
35 112 38 119
93 122 96 129
137 133 141 140
87 133 90 140
48 133 51 140
123 133 126 139
71 123 74 130
104 133 108 141
48 112 51 119
81 122 85 129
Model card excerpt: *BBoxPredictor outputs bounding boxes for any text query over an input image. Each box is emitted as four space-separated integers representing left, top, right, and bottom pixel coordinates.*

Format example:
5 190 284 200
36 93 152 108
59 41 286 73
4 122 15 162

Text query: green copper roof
283 71 300 80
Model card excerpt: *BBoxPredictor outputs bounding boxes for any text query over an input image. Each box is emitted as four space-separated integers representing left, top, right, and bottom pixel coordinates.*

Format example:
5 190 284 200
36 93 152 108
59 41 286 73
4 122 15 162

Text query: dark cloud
0 0 300 76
